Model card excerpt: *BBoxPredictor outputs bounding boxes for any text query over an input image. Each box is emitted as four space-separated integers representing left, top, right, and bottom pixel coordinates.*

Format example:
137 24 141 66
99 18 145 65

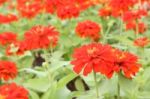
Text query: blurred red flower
17 0 43 19
134 37 149 47
0 0 7 5
0 14 18 24
123 10 147 22
113 49 141 78
56 1 80 20
138 22 147 33
109 0 137 16
24 25 59 50
0 61 17 81
0 32 17 45
126 22 146 33
44 0 57 14
76 20 101 41
71 43 114 77
0 83 28 99
99 7 111 17
126 21 136 30
6 40 27 55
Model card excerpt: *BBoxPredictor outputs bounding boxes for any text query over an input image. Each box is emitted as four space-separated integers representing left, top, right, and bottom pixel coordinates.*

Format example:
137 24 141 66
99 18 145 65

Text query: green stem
117 75 120 99
135 21 139 38
93 72 99 99
120 15 123 35
103 25 112 43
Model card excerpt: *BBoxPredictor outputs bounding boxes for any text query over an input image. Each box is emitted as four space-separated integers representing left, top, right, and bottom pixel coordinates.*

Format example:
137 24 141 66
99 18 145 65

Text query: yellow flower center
87 47 97 54
0 95 5 99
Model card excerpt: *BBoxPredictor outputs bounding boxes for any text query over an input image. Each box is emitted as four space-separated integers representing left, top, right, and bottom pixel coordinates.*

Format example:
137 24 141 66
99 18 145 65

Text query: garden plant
0 0 150 99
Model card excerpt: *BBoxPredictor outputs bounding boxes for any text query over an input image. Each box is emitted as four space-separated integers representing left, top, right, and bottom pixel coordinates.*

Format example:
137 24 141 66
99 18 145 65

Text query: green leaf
57 72 77 89
119 74 138 98
75 78 85 91
29 90 40 99
138 91 150 99
23 77 51 92
41 82 57 99
20 68 47 77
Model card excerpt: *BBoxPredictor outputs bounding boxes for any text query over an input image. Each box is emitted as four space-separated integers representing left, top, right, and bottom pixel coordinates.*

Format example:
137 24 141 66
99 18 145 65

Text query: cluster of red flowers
71 43 141 78
0 83 28 99
17 0 43 19
75 20 101 41
99 0 137 17
0 0 105 21
99 0 149 34
0 60 17 81
5 25 59 55
123 9 147 33
0 32 17 45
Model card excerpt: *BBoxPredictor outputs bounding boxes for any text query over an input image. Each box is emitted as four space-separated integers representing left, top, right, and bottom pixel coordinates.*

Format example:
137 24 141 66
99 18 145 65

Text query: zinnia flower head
44 0 57 14
71 43 114 78
99 7 111 17
56 1 80 20
134 37 149 47
113 49 141 78
0 32 17 46
123 10 148 22
17 0 43 19
24 25 59 50
109 0 137 16
0 0 7 5
6 41 27 55
125 22 146 34
0 14 18 24
76 20 101 41
0 83 28 99
0 61 17 81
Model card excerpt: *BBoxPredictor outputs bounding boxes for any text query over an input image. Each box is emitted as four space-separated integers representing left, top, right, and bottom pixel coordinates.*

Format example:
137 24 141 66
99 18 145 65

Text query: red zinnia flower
0 32 17 46
109 0 137 16
123 10 147 22
123 11 136 22
71 43 114 78
6 41 27 55
0 0 7 5
138 22 146 33
126 21 136 30
125 22 146 34
17 0 43 19
0 61 17 81
56 0 80 20
24 25 59 50
75 0 92 10
99 7 111 17
44 0 56 14
134 37 149 47
113 49 141 78
0 14 18 24
0 83 28 99
76 20 101 41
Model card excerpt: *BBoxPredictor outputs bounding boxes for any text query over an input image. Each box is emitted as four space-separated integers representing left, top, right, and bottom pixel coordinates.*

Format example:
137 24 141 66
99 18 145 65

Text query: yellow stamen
87 47 97 54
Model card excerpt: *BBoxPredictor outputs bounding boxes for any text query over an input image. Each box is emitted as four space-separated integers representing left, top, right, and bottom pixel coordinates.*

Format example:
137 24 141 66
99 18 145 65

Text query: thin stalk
135 21 139 38
120 15 123 35
103 25 112 43
93 72 99 99
117 74 120 99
